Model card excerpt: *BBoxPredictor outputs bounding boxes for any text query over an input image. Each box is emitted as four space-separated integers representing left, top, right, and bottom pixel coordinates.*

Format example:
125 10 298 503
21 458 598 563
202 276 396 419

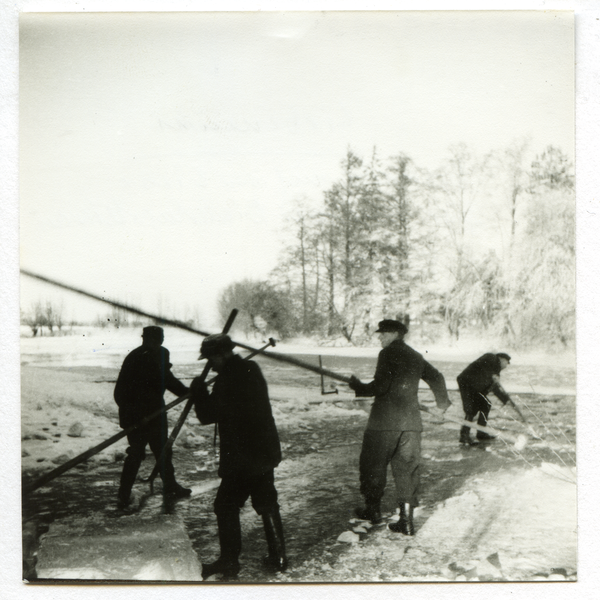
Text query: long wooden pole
21 269 213 337
23 337 280 496
22 393 190 496
19 270 529 489
419 405 524 446
20 269 352 383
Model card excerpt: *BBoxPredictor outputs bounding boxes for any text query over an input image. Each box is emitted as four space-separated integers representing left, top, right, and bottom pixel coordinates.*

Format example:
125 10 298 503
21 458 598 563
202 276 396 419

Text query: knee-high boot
354 499 382 524
201 511 242 579
388 502 415 536
118 455 141 506
262 507 288 572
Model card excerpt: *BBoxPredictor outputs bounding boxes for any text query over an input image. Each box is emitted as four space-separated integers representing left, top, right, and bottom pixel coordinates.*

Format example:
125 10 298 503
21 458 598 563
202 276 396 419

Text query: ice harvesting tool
319 355 338 395
23 336 279 496
419 405 529 450
23 392 191 495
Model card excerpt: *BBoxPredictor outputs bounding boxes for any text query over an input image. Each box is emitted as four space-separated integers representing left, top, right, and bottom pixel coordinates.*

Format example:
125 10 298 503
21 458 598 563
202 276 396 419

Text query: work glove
348 375 362 391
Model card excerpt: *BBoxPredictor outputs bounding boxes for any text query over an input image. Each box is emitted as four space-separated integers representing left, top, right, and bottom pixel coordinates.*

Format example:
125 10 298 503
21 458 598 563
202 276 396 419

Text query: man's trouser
359 430 421 507
213 469 280 562
458 381 492 439
119 414 176 500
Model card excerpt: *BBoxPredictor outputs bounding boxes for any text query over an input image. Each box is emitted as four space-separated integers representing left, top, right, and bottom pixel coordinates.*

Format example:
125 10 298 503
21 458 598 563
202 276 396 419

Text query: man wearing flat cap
191 334 286 580
114 326 191 509
349 319 451 536
456 352 513 446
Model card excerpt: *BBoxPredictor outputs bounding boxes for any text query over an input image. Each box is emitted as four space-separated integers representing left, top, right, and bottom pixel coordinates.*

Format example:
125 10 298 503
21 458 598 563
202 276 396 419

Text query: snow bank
278 464 576 582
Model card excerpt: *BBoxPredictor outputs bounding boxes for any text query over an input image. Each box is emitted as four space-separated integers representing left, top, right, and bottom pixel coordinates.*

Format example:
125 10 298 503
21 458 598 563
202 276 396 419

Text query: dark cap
142 326 164 340
496 352 511 363
199 334 235 359
375 319 408 335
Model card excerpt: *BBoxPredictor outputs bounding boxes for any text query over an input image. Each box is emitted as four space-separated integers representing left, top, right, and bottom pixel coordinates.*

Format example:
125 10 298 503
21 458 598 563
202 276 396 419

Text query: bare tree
271 200 326 335
22 300 64 336
22 302 44 337
501 138 531 249
503 146 575 347
425 143 493 339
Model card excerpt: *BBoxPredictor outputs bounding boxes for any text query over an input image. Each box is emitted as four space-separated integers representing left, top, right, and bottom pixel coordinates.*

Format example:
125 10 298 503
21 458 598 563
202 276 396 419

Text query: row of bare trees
220 141 574 348
21 297 205 336
21 301 65 336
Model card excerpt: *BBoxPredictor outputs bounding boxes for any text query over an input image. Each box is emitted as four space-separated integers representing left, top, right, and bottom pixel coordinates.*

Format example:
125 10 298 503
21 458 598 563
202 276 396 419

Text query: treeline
20 301 66 337
20 302 132 336
20 303 203 336
219 142 575 349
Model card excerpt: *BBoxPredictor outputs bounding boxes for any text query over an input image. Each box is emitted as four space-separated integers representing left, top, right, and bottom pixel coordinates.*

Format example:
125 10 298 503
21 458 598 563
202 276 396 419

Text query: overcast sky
19 10 574 327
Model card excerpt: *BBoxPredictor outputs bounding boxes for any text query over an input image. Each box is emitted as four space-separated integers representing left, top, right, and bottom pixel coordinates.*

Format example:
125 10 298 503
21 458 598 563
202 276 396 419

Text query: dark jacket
456 353 510 404
353 339 450 432
114 344 189 429
193 354 281 478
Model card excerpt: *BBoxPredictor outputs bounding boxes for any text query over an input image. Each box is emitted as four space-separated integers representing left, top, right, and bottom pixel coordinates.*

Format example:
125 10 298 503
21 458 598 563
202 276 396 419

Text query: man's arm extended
349 350 393 398
421 361 451 412
490 374 511 405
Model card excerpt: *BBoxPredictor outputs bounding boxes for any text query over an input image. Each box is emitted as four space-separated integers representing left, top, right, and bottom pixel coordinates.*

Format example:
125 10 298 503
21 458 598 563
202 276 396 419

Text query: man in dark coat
349 319 451 536
114 326 191 509
457 352 512 446
191 334 286 580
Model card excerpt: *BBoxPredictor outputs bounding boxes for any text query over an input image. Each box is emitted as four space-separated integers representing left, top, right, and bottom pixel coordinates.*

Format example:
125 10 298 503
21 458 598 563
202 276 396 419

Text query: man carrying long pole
191 334 287 580
348 320 451 536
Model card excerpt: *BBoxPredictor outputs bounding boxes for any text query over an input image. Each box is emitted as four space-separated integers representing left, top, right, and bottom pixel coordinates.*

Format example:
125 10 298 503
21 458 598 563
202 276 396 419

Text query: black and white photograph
5 1 592 590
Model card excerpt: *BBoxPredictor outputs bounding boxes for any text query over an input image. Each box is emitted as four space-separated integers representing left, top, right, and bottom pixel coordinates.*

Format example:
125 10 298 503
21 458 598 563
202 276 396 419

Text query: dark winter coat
114 344 189 429
193 354 281 478
353 339 451 432
456 353 510 404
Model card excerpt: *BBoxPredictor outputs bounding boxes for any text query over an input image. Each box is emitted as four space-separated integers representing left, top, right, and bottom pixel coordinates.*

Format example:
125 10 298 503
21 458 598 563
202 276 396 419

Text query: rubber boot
117 455 140 508
159 453 192 498
201 512 242 580
388 503 415 536
262 508 288 572
459 425 477 446
354 501 382 524
163 481 192 499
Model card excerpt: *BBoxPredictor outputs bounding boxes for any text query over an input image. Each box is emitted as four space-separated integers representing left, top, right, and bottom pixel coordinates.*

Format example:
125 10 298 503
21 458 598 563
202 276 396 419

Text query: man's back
198 354 281 477
457 353 501 393
115 345 166 400
359 340 448 431
114 343 187 427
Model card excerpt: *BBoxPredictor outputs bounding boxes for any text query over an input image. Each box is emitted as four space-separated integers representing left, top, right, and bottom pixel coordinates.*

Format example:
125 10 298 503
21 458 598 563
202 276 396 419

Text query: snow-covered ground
276 464 576 582
21 326 577 583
